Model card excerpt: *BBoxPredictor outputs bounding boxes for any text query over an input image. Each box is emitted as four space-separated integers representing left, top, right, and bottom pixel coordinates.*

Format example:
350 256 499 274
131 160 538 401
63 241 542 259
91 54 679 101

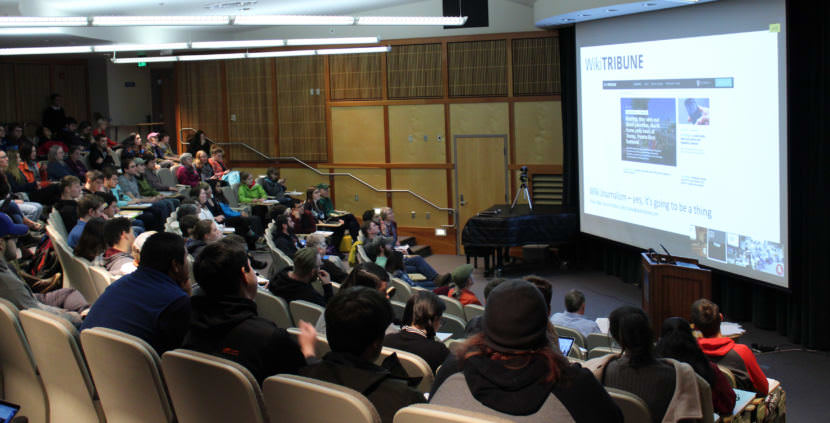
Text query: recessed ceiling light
643 2 657 6
579 13 591 17
607 9 618 12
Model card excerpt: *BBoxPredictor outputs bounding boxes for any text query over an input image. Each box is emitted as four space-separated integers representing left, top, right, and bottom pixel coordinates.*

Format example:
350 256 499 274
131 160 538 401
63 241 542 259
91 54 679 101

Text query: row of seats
46 212 114 304
1 297 502 423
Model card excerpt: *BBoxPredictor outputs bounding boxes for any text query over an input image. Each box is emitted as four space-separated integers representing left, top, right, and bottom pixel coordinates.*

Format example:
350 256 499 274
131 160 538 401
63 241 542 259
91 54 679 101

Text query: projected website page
579 30 786 285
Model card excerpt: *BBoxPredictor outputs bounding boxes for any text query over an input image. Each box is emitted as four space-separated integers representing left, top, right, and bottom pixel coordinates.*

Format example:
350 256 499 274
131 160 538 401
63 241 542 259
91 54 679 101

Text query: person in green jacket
238 171 268 231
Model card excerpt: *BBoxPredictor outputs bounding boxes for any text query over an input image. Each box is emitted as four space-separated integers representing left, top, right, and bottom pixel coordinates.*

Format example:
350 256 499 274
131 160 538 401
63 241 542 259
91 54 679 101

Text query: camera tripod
510 180 533 210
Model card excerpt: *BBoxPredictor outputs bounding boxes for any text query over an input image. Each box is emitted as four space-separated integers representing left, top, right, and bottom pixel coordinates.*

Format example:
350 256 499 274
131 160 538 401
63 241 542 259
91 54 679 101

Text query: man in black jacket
183 238 317 384
300 286 425 423
272 214 302 257
268 247 333 307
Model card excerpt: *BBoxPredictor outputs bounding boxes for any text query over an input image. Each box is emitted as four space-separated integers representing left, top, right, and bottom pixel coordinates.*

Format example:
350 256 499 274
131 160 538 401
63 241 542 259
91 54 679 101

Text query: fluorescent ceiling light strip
112 56 179 64
246 50 316 58
0 16 88 27
356 16 467 25
0 28 62 35
234 15 354 25
93 43 189 52
286 37 379 46
191 39 285 49
92 16 230 26
177 52 246 61
0 45 92 56
316 46 390 55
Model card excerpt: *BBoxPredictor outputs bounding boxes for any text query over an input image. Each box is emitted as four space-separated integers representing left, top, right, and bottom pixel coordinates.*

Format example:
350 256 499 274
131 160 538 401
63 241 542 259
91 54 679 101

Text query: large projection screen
576 0 788 288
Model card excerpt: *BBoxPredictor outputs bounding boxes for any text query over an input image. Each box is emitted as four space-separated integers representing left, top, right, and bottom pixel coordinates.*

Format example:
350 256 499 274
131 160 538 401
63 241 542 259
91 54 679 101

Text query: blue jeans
404 255 438 281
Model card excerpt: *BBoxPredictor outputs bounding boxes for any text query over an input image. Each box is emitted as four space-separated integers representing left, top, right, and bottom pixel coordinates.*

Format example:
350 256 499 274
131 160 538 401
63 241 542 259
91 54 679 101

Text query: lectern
641 252 711 334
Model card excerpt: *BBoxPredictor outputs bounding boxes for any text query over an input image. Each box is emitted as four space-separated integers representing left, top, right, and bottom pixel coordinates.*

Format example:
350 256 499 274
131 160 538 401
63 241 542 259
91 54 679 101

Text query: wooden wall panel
0 64 16 122
14 64 50 125
390 169 449 227
226 58 275 161
276 56 327 161
388 104 446 163
387 44 443 99
177 62 225 142
331 106 385 163
448 40 507 97
329 53 383 100
512 37 559 96
280 167 330 194
52 64 89 122
514 101 563 165
333 168 387 216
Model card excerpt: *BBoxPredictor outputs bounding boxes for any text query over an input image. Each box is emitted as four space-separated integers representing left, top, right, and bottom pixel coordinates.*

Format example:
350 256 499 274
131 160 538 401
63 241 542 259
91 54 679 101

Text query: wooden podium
641 252 711 334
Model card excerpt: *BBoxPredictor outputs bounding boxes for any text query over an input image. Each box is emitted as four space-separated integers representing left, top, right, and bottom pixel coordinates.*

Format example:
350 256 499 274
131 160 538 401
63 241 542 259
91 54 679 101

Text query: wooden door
454 135 508 252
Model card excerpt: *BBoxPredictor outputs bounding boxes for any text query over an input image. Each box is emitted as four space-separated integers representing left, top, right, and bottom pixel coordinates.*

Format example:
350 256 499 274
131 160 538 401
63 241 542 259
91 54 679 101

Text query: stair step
409 244 432 257
398 236 416 246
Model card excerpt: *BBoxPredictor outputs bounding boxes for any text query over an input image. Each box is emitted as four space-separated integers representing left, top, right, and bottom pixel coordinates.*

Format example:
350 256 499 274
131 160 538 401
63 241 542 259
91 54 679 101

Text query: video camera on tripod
511 165 532 210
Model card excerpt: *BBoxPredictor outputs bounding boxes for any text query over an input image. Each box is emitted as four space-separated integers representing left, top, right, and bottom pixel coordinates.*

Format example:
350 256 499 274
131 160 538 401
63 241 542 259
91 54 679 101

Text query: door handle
459 194 466 206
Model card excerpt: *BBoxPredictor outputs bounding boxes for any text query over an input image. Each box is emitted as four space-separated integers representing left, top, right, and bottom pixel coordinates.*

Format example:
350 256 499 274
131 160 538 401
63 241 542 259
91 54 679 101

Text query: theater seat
290 300 325 327
393 404 513 423
0 299 48 423
263 374 380 423
606 387 652 423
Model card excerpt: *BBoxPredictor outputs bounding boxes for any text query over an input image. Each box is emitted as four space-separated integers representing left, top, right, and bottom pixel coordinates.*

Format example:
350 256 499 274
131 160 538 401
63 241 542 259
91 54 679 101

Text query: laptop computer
558 336 575 356
0 400 20 423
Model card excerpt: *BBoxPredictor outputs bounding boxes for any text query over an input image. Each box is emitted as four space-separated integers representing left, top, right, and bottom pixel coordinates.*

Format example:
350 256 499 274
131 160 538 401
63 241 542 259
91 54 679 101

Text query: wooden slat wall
14 64 50 125
387 44 443 98
0 64 16 123
447 40 507 97
226 58 275 161
177 61 225 143
52 64 89 122
512 37 559 96
276 56 327 161
329 53 383 100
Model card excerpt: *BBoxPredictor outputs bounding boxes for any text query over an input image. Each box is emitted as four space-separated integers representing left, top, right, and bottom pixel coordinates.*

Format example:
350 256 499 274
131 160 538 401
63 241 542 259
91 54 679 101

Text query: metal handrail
179 128 456 222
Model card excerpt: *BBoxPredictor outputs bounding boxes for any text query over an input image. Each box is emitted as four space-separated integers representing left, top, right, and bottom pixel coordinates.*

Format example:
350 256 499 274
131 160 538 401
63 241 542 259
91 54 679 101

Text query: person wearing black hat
0 212 88 327
430 279 622 422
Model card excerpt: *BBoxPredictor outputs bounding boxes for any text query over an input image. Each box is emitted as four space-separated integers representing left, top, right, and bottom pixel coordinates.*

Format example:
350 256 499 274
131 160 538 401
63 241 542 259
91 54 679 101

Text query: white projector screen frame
575 0 789 288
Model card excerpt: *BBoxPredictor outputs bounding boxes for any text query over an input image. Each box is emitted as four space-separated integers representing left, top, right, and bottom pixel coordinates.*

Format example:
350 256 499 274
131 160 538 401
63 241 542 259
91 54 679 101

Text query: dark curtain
559 2 830 350
558 27 579 209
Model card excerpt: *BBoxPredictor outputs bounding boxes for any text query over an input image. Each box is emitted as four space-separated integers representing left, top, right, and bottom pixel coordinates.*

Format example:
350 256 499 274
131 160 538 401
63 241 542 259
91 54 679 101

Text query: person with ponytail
431 279 622 421
383 290 449 373
584 306 704 422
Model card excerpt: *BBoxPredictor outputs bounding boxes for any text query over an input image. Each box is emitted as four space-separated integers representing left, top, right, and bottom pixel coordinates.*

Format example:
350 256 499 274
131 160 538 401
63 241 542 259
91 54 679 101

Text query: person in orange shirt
448 263 481 306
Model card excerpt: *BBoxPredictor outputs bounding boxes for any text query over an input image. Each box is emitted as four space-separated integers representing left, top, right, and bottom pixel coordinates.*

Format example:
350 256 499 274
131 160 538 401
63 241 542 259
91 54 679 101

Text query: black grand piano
461 204 578 276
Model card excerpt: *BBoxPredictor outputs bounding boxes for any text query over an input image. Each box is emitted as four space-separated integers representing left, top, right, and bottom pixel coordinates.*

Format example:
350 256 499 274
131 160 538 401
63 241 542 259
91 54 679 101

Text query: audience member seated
362 219 440 282
447 264 481 306
524 275 553 316
268 247 333 307
92 116 116 148
180 214 200 241
657 317 737 416
194 150 217 183
135 158 180 207
431 280 622 421
238 171 270 224
142 154 176 192
186 219 222 257
35 126 68 158
146 132 172 163
76 120 93 149
260 167 287 200
0 212 88 327
300 286 425 423
208 147 229 178
691 298 769 396
384 290 449 373
102 217 138 277
81 232 191 354
68 194 105 248
305 233 349 283
272 214 302 257
0 166 44 232
88 133 115 170
82 169 104 195
73 217 106 264
317 183 359 240
585 306 702 423
103 166 161 230
58 117 85 148
183 238 317 385
176 153 201 187
65 145 87 180
46 145 73 181
2 123 27 151
118 133 144 163
379 207 399 245
119 157 175 216
315 262 393 336
192 184 260 251
187 129 212 157
551 289 602 339
11 143 60 205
